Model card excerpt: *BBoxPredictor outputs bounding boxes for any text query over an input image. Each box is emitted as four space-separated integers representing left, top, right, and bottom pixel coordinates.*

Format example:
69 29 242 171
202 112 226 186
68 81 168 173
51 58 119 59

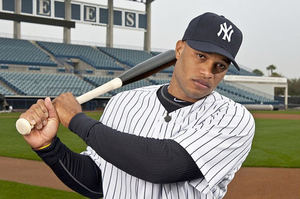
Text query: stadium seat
0 85 14 96
0 37 56 66
37 41 124 71
217 82 279 104
98 47 174 73
98 47 153 67
0 71 95 96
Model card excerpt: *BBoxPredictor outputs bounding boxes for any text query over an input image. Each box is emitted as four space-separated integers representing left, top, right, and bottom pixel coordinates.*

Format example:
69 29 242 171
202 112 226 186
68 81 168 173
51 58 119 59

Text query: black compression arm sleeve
69 113 202 184
35 137 103 198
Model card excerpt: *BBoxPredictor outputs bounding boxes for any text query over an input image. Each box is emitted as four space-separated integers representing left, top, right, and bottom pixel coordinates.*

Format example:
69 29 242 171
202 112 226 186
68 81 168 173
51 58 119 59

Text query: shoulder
110 84 162 100
198 91 255 134
100 84 163 124
130 84 163 92
104 84 162 110
208 91 252 113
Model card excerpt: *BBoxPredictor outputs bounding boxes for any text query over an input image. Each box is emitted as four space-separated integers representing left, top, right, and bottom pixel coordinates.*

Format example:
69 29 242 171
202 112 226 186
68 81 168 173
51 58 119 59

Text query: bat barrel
119 50 176 85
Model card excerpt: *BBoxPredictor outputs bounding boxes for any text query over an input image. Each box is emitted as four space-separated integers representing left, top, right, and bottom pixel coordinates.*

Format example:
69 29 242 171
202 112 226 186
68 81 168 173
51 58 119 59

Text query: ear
175 40 185 59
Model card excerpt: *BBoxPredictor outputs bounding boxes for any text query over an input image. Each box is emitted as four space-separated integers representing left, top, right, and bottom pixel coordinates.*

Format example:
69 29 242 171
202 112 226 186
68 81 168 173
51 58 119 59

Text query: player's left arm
69 112 203 183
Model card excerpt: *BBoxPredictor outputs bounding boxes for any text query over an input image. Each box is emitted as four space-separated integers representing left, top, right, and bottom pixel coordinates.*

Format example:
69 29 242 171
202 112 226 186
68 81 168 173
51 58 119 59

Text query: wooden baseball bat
16 50 176 135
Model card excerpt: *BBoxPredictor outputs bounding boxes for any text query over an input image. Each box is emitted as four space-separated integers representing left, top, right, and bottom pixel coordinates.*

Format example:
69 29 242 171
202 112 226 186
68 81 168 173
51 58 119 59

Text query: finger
36 100 48 120
29 106 43 129
45 97 58 119
37 99 48 118
42 120 47 126
33 101 48 129
38 101 49 127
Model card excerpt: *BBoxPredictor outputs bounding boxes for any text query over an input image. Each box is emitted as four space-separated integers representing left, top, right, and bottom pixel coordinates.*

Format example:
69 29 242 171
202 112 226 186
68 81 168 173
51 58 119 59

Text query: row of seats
217 82 278 104
0 37 56 66
0 71 154 97
0 85 15 96
216 88 255 104
150 78 170 85
0 71 94 96
98 47 174 73
37 41 124 71
98 47 153 67
82 75 113 97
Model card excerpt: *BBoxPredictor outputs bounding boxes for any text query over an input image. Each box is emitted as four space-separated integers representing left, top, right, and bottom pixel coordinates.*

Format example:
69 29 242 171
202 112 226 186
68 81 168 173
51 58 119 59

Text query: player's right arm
19 98 103 198
34 136 103 198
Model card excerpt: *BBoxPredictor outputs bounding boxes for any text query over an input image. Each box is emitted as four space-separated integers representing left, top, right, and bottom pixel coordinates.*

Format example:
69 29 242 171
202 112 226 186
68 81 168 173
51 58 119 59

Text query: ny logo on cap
217 22 234 42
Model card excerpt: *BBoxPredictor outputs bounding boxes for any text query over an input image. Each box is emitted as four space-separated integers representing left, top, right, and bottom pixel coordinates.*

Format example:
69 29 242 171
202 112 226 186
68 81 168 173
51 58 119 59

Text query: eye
218 63 226 70
214 63 228 73
197 53 206 60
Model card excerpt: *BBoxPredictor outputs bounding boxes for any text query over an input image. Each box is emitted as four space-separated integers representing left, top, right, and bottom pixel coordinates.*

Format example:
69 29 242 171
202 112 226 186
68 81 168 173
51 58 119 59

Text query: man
21 12 255 199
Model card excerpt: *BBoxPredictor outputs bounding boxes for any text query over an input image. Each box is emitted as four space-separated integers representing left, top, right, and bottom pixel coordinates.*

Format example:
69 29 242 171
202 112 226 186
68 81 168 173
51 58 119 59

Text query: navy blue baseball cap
182 12 243 70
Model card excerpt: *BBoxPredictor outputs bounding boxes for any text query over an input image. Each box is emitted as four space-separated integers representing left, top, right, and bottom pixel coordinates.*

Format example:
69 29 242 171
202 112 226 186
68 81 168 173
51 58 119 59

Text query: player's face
169 41 230 102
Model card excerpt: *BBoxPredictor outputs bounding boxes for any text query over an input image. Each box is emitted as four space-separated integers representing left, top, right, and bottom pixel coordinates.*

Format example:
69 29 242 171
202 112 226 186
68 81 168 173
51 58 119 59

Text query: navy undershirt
35 85 202 198
158 84 193 113
157 84 193 122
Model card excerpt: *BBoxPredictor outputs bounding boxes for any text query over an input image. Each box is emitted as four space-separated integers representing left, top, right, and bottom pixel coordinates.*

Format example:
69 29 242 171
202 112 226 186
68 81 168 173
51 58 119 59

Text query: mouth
192 79 211 89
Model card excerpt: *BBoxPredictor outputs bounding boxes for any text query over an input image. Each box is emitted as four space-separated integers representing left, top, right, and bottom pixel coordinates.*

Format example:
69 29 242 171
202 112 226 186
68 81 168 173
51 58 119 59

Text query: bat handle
15 78 123 135
16 118 33 135
76 78 122 104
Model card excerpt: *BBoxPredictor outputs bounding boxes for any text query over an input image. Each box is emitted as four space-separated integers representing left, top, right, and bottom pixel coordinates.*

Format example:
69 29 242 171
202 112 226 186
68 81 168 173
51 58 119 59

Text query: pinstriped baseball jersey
82 84 255 199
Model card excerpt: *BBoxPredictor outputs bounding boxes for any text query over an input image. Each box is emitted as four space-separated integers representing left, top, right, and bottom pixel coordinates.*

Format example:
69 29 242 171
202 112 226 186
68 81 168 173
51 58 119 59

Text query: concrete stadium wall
238 82 275 96
6 96 109 111
0 65 58 73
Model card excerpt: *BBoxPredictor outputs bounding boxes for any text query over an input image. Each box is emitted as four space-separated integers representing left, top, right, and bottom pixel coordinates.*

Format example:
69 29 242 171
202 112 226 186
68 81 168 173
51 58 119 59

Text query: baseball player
21 12 255 199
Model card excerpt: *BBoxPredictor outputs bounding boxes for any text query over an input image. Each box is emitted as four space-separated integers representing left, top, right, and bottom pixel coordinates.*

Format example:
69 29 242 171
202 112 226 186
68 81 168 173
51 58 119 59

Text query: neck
168 78 198 103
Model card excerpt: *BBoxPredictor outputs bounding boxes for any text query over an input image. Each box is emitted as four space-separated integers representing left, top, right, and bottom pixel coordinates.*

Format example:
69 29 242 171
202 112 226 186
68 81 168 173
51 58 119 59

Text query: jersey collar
157 84 193 113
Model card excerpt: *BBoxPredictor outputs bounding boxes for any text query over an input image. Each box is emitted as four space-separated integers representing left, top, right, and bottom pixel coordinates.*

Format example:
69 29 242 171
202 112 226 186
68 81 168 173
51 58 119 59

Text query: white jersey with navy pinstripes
82 84 255 199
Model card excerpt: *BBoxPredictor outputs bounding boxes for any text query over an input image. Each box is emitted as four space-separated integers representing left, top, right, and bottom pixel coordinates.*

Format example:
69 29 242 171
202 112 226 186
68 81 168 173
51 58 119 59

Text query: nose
198 61 214 78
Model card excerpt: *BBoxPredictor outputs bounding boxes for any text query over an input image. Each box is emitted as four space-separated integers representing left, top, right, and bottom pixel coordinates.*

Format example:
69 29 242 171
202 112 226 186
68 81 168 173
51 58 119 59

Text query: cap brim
186 40 240 71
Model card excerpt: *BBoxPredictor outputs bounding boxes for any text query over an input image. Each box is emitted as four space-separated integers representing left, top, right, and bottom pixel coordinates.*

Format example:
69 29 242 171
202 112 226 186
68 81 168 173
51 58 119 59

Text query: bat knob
16 118 32 135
